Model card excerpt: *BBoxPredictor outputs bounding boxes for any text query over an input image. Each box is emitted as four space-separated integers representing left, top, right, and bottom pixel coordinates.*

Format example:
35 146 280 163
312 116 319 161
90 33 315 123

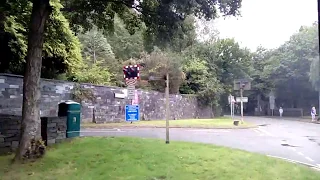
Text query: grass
0 137 319 180
82 117 254 129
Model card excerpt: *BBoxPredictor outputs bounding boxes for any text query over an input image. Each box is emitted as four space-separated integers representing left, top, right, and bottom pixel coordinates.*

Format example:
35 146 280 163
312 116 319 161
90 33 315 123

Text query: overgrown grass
83 117 253 128
0 137 319 180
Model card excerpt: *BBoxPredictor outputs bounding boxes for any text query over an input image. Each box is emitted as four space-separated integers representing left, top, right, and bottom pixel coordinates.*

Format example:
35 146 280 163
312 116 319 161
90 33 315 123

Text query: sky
214 0 318 51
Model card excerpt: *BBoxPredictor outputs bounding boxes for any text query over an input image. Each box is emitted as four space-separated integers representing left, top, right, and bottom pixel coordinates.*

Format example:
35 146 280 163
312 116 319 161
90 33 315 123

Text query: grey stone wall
42 117 67 145
0 114 66 154
0 74 213 123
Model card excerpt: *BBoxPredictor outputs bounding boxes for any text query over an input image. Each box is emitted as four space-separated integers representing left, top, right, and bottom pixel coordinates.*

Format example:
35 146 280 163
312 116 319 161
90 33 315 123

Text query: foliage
180 56 223 106
0 0 83 79
43 0 83 79
61 0 242 52
310 58 319 91
107 15 145 61
78 26 115 64
262 23 319 108
181 39 252 107
144 15 198 52
22 139 46 160
71 83 96 103
72 60 113 85
137 49 185 94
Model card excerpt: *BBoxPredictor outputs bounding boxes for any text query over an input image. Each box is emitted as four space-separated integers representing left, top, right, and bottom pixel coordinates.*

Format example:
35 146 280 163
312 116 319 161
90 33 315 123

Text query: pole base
165 141 170 144
233 120 239 126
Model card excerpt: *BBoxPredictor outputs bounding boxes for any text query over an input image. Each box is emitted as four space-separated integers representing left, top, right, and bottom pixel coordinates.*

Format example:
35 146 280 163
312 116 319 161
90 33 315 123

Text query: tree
0 0 82 79
73 60 113 85
14 0 242 161
195 18 220 44
262 23 319 109
310 58 319 91
181 38 252 114
107 15 145 61
78 26 115 64
126 49 185 94
179 56 223 107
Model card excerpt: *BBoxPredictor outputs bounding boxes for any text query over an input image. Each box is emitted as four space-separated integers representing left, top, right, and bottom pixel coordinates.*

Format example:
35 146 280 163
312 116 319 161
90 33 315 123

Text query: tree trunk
14 0 51 162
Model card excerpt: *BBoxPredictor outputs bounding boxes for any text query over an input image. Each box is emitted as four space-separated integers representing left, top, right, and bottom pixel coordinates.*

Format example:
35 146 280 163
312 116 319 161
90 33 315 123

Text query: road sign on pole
236 97 248 103
228 95 235 104
269 94 275 110
127 85 135 99
228 95 235 119
125 105 140 121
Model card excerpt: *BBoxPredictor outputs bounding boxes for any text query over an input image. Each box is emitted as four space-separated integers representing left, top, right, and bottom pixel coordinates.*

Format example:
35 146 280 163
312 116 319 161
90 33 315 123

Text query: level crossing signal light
123 65 140 80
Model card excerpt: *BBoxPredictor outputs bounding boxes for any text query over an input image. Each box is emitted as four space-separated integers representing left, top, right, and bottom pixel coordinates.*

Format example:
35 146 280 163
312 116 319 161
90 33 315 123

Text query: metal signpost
228 95 235 119
234 79 251 124
123 65 140 123
125 105 140 122
269 92 275 116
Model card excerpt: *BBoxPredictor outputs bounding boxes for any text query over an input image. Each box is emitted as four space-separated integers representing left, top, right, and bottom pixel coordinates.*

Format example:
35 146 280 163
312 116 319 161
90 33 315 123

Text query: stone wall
0 74 213 123
0 114 66 154
41 117 67 145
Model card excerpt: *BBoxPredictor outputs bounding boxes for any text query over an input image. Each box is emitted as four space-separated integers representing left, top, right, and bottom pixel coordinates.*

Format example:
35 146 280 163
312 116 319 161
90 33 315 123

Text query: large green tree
107 15 145 61
262 23 318 110
11 0 242 161
180 38 252 114
0 0 82 79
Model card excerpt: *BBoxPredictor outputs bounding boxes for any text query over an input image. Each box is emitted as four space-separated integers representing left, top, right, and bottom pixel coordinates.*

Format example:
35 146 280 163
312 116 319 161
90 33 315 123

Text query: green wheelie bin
58 101 81 138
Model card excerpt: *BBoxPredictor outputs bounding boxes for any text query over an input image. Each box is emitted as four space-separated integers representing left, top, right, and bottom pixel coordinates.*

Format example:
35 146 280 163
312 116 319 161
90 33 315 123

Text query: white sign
269 92 275 109
269 97 275 110
236 97 248 103
131 90 139 105
127 85 135 99
228 95 235 104
115 93 126 99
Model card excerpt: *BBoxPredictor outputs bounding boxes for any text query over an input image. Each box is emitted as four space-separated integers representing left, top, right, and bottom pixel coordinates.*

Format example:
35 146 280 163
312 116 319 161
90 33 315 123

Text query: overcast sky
214 0 317 51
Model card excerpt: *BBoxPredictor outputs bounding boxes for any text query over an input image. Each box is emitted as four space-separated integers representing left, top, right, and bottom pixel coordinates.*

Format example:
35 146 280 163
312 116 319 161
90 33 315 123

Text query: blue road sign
125 105 140 121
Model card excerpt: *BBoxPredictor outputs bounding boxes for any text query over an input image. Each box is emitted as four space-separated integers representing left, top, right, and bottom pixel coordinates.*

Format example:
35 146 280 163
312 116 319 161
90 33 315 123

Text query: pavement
80 116 320 169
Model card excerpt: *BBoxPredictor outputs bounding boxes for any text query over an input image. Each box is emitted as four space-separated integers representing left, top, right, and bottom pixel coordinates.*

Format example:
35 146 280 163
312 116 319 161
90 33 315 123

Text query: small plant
72 83 96 103
23 139 46 160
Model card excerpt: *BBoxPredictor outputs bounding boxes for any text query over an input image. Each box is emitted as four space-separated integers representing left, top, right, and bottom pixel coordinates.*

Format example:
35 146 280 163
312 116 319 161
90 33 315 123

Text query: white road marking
267 155 320 170
258 127 274 136
80 130 125 133
311 167 320 171
288 147 296 151
253 129 264 136
187 129 230 133
298 152 304 156
306 157 315 162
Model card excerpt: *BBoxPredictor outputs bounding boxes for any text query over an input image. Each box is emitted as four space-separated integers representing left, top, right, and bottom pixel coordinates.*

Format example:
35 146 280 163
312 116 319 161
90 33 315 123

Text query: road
81 116 320 168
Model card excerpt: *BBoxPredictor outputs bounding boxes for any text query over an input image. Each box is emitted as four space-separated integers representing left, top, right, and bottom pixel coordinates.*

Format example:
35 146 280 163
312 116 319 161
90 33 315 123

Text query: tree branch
61 0 156 15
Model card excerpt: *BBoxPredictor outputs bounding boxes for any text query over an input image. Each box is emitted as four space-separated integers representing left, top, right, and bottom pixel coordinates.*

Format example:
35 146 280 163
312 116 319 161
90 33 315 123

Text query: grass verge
82 117 254 129
0 137 319 180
